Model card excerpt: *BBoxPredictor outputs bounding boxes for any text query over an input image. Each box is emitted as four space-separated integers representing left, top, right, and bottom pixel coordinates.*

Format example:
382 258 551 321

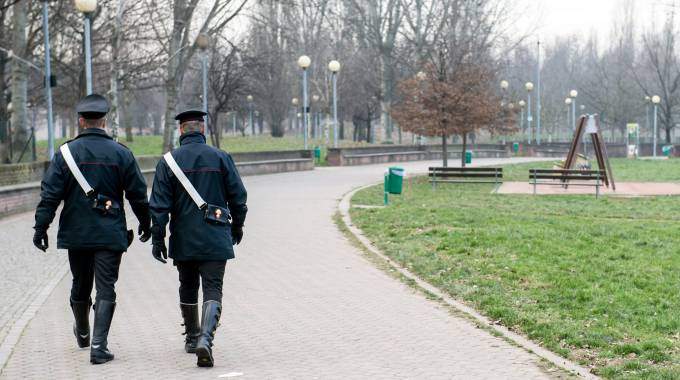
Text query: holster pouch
91 193 121 216
203 204 231 225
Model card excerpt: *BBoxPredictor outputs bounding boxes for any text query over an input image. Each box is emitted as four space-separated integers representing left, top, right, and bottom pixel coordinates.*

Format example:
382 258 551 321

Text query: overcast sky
517 0 671 43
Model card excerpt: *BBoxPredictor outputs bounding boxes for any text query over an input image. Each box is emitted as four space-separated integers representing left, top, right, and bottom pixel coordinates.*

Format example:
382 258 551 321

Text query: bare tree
208 38 248 145
157 0 248 153
637 10 680 143
347 0 404 142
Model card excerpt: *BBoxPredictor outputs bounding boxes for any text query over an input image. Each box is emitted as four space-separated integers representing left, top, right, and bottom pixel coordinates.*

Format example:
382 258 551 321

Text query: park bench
529 169 605 197
428 149 507 159
428 167 503 189
342 151 428 165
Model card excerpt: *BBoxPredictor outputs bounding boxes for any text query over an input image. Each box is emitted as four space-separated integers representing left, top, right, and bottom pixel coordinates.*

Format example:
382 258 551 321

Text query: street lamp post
518 100 526 138
42 0 55 159
292 97 299 134
565 98 572 132
536 40 542 146
652 95 660 157
525 82 534 144
297 55 311 149
312 94 320 139
500 80 508 145
569 90 578 132
246 95 254 135
291 97 298 133
197 34 210 137
7 102 12 161
329 60 340 148
74 0 97 95
416 71 427 145
644 96 651 145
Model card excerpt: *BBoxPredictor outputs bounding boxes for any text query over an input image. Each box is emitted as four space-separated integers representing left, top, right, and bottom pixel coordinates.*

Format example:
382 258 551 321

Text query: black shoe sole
73 325 90 348
90 355 114 365
195 346 213 367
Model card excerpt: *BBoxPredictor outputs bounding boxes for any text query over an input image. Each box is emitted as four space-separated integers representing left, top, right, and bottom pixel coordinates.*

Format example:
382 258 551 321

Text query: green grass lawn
350 161 680 379
501 158 680 182
35 134 372 160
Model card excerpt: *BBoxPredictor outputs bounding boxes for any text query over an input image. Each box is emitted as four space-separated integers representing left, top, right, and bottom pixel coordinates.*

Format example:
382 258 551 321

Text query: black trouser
68 250 123 303
176 260 226 304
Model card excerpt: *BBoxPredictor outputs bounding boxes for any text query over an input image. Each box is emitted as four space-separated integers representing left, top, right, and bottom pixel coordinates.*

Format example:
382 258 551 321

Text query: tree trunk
461 133 467 168
0 53 8 163
10 1 28 162
367 116 372 143
60 113 67 138
380 54 392 142
664 107 673 143
152 112 162 135
109 0 124 141
163 80 178 152
340 118 345 140
162 0 186 153
212 112 221 148
69 112 76 138
122 90 133 142
442 134 448 167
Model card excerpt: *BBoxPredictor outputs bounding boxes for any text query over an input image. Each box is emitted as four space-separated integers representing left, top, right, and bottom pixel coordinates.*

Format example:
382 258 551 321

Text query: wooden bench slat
530 175 602 181
345 151 423 158
428 167 502 172
431 180 502 184
429 173 503 178
530 182 601 187
529 169 604 175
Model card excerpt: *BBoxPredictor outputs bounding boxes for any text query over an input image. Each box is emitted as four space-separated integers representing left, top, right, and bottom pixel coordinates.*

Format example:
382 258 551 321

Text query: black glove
138 224 151 242
151 224 167 263
231 226 243 245
152 242 167 264
33 228 48 252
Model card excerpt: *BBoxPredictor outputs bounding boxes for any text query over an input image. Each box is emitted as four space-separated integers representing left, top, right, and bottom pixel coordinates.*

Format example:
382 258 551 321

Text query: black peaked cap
175 109 207 123
76 94 110 120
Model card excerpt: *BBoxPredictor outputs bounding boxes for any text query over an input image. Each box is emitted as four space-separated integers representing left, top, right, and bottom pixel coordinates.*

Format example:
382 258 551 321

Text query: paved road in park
0 158 558 379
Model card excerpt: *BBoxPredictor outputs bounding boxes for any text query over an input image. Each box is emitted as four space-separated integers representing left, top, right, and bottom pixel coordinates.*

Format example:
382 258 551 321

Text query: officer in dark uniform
149 109 247 368
33 94 151 365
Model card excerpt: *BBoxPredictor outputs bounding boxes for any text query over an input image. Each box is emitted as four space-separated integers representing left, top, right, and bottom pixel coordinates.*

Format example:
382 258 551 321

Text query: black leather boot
195 301 221 367
180 303 200 353
70 298 91 348
90 300 116 365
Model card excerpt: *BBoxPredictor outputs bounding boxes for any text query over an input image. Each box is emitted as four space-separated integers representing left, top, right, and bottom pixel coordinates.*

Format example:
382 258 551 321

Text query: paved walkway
1 158 558 379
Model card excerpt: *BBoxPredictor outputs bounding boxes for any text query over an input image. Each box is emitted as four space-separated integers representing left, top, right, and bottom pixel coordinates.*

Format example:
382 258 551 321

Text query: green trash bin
512 142 520 154
387 167 405 195
465 151 473 164
314 146 322 160
662 145 673 157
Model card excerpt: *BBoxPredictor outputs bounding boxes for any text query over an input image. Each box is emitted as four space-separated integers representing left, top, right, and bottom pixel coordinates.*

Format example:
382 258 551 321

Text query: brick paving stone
1 158 559 379
0 211 68 351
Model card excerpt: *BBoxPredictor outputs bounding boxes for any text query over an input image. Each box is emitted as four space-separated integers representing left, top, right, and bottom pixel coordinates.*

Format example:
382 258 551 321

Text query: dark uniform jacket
149 132 248 262
34 128 150 252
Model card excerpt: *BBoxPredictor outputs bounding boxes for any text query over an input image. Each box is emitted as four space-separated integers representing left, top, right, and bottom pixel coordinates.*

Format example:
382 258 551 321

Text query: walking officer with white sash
149 109 248 368
33 94 151 365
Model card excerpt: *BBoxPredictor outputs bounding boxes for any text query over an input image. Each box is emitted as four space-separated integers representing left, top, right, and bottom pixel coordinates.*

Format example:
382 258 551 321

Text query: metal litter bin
387 167 404 195
662 145 673 157
465 151 473 164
